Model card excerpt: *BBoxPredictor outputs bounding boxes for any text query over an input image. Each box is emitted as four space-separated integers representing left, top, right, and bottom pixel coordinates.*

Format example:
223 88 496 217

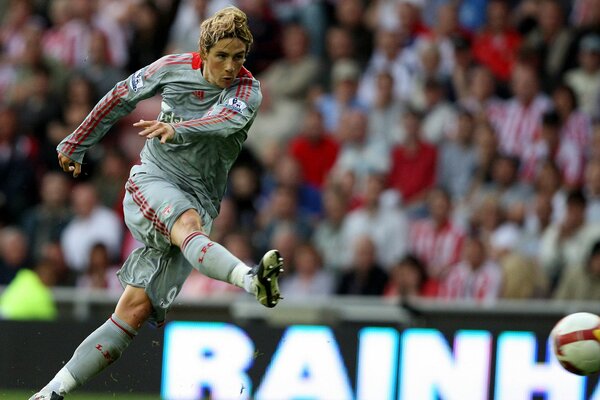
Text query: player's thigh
123 172 200 251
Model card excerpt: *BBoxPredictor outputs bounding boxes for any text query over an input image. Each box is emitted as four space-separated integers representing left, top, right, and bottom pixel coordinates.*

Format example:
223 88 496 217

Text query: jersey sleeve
169 77 262 142
56 56 174 163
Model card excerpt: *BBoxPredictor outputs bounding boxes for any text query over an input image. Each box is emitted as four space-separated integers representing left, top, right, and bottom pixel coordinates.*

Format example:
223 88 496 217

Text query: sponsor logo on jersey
130 69 144 92
224 97 247 112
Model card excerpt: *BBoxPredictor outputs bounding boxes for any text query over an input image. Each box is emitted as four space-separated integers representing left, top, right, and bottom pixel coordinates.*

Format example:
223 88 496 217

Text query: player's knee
116 288 153 329
176 210 203 232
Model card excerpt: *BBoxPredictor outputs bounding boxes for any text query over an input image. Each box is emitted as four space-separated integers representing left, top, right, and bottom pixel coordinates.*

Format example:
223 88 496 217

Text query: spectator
249 23 321 147
60 183 123 276
334 0 373 66
388 107 437 209
331 109 390 190
288 108 339 189
552 83 592 155
341 172 409 271
0 107 38 225
366 70 405 146
459 65 504 123
313 185 350 275
227 165 262 234
92 148 130 212
437 108 477 202
0 227 29 285
76 243 121 292
494 63 552 162
584 158 600 223
316 59 368 132
472 0 522 83
420 77 457 144
564 33 600 121
357 28 414 107
322 26 356 90
539 189 600 288
280 243 335 299
554 240 600 301
383 254 430 300
521 111 584 189
21 171 72 264
440 236 502 302
524 0 576 91
336 236 388 296
409 188 465 285
166 0 210 53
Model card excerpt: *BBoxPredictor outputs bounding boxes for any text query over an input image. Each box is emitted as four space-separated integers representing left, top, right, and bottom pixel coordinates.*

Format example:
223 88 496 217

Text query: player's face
202 38 247 88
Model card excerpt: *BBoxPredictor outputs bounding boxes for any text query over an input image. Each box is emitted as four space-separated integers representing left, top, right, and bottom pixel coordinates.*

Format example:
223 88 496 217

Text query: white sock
230 262 255 293
39 367 77 396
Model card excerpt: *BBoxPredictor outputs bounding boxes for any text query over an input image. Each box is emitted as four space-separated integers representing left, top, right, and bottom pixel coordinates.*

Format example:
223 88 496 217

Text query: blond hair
199 6 253 56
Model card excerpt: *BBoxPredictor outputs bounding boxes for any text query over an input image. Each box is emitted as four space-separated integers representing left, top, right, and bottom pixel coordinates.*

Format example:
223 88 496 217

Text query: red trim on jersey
191 52 202 70
181 231 208 251
110 317 135 339
126 179 170 236
145 54 191 78
62 82 129 156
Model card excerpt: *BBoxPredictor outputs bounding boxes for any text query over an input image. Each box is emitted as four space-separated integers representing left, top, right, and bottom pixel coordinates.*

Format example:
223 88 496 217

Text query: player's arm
146 78 261 144
56 56 171 176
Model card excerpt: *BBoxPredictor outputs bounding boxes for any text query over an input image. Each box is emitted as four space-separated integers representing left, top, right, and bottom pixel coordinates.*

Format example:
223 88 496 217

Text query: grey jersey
57 53 262 218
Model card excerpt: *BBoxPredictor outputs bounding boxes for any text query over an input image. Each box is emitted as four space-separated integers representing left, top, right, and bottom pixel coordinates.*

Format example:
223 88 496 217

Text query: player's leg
30 286 151 400
172 209 284 307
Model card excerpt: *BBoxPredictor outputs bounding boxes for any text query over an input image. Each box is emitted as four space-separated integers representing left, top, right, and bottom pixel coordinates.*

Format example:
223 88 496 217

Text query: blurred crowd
0 0 600 311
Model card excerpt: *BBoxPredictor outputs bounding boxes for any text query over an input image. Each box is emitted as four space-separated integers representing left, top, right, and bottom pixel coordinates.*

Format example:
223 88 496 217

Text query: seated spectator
331 108 390 191
20 171 72 264
471 154 534 213
552 83 592 156
584 158 600 223
472 0 522 83
437 108 477 202
313 185 350 274
248 23 321 148
341 172 409 271
383 254 430 301
554 240 600 301
539 189 600 289
493 63 552 163
336 235 388 296
524 0 575 92
315 59 368 132
419 78 457 145
76 243 122 292
366 70 405 147
459 65 504 123
409 188 465 285
488 226 549 299
521 111 584 189
280 243 335 299
0 227 30 285
60 183 123 277
288 108 339 189
564 33 600 120
440 236 502 302
388 107 438 209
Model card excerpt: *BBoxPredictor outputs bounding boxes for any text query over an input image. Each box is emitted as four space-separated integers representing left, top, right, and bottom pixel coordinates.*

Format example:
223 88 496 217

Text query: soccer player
30 7 283 400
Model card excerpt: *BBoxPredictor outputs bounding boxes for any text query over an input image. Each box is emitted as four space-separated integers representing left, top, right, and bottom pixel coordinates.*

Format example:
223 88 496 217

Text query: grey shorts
117 166 213 326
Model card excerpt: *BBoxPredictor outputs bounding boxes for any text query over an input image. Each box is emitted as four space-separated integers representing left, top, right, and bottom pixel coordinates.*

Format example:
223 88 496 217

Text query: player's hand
134 120 175 144
57 152 82 178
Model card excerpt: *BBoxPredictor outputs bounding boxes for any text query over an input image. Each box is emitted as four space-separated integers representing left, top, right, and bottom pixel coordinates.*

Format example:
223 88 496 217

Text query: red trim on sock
110 317 135 339
181 231 207 251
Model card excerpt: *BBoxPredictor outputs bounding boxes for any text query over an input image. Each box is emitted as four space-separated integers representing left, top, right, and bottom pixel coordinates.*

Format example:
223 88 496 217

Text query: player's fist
57 152 82 178
134 120 175 144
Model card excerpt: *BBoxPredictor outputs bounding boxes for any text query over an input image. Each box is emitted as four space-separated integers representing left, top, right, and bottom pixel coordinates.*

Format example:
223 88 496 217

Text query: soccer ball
551 312 600 376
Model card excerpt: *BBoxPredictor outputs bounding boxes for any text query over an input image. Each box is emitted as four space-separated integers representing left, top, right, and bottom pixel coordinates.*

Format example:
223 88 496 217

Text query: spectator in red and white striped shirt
409 188 465 285
551 83 592 155
439 236 502 302
494 63 552 162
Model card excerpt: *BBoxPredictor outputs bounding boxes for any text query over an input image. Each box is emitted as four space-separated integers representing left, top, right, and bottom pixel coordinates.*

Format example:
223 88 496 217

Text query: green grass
0 391 160 399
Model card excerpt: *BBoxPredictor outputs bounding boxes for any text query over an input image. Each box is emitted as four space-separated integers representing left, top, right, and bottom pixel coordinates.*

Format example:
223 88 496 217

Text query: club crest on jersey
130 69 144 92
224 97 247 112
